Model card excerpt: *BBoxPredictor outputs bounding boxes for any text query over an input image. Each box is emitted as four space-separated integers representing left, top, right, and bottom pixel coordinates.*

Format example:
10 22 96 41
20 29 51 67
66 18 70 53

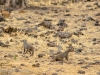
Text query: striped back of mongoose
52 44 74 61
23 40 34 56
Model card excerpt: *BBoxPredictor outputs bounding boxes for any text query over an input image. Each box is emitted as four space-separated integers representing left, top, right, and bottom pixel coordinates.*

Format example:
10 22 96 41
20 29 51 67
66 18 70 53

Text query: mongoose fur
23 40 34 56
52 44 74 61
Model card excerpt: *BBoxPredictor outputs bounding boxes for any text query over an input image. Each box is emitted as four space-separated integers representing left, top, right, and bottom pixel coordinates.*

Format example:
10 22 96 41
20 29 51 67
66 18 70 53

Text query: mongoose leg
31 50 34 56
23 47 26 53
26 49 28 54
65 56 68 61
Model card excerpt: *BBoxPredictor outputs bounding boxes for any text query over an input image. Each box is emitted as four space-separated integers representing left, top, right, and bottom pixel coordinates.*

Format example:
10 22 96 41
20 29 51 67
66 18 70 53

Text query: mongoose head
22 39 27 43
68 44 74 52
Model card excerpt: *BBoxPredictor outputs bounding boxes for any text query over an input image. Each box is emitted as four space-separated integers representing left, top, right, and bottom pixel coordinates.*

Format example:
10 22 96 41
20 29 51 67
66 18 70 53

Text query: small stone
57 19 68 28
86 4 92 7
15 68 20 72
0 15 5 22
97 72 100 75
38 53 44 58
18 51 22 54
93 2 98 5
78 70 85 74
38 20 52 29
78 59 85 64
47 42 57 47
10 39 13 42
20 64 26 66
4 55 8 57
95 13 100 16
12 66 16 68
75 48 83 53
32 63 40 67
92 38 96 41
55 32 72 39
86 17 95 21
66 9 70 12
64 14 71 16
52 73 58 75
94 21 100 26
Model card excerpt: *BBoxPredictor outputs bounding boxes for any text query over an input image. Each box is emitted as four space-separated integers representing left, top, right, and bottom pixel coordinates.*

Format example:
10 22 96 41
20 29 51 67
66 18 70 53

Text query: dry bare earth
0 1 100 75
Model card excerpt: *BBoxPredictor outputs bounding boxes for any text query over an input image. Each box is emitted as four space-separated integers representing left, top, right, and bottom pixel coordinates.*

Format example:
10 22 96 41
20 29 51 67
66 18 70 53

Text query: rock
93 2 98 5
17 51 22 54
78 59 85 64
38 53 44 58
24 21 31 24
47 42 57 47
92 38 96 41
0 41 9 47
78 70 85 74
0 15 5 22
73 31 84 36
66 9 70 12
20 64 26 66
64 14 71 16
86 17 95 21
86 4 92 7
15 68 20 72
2 26 18 34
51 2 58 5
81 65 90 69
42 7 48 10
52 73 58 75
97 72 100 75
38 20 52 29
94 21 100 26
57 19 68 28
10 39 14 42
28 34 38 38
12 66 16 68
95 13 100 16
97 4 100 8
32 63 40 67
79 27 87 31
55 32 72 39
71 39 78 44
75 48 83 53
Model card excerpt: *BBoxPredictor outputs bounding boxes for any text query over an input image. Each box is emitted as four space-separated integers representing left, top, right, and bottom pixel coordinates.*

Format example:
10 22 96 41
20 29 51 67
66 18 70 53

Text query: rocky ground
0 0 100 75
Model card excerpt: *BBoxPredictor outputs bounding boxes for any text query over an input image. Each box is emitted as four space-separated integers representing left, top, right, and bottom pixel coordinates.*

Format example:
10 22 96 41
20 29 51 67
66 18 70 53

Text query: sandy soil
0 0 100 75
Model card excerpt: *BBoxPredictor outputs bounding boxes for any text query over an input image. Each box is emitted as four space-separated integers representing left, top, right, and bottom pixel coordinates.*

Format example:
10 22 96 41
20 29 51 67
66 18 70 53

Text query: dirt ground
0 0 100 75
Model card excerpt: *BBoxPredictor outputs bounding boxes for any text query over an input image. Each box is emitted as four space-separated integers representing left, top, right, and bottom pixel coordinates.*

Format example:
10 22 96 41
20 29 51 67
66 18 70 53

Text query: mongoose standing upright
23 40 34 56
52 44 74 61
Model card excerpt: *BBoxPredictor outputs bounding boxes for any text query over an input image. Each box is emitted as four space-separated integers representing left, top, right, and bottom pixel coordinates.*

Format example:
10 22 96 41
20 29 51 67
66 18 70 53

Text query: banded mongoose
23 40 34 56
52 44 74 61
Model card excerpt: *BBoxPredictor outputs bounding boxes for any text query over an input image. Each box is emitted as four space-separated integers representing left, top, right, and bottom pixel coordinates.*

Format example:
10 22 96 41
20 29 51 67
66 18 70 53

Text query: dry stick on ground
23 40 34 56
52 44 74 61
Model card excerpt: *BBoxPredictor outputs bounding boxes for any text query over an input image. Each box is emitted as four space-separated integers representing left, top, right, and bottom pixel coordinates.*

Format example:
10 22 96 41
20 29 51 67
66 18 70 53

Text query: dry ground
0 0 100 75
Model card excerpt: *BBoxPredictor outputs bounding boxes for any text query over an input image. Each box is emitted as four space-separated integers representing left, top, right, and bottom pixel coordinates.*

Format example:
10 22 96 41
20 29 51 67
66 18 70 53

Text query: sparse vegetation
0 0 100 75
